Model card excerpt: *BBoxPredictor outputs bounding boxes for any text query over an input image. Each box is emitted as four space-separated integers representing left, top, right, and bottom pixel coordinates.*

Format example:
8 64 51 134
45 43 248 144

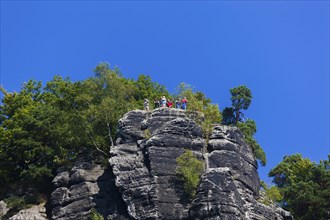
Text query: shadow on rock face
93 166 131 220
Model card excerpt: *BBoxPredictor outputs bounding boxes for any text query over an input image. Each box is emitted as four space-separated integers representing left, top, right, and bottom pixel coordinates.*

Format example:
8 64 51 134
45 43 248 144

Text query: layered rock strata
48 108 292 220
49 150 128 220
110 108 292 219
110 109 205 219
8 204 47 220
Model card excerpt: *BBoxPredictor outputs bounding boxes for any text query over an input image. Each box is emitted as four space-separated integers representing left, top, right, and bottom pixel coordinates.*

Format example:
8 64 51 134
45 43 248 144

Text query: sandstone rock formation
47 108 292 220
0 201 9 219
109 108 292 220
110 109 205 219
7 203 47 220
49 150 128 220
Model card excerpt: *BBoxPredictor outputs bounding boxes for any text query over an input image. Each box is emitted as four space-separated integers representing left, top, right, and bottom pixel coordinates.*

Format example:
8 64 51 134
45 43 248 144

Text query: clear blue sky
1 1 329 183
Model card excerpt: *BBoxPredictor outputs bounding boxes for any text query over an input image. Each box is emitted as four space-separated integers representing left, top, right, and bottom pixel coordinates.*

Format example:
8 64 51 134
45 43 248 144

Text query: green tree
176 150 204 199
0 62 171 201
269 154 330 220
175 82 222 139
230 85 252 124
134 74 169 109
222 86 266 166
259 181 283 206
221 107 235 125
0 78 79 197
201 103 222 142
175 83 203 112
237 120 266 166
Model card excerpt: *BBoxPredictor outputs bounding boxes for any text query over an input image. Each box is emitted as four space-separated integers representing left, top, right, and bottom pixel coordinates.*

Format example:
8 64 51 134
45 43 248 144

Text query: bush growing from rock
176 150 204 199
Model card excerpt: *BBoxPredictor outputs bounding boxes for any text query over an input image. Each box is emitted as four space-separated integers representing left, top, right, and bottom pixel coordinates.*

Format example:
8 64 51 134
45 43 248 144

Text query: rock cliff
46 108 292 220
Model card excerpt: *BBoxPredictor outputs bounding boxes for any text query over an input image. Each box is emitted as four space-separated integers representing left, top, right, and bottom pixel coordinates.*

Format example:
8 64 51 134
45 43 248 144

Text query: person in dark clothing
154 98 160 109
175 99 181 109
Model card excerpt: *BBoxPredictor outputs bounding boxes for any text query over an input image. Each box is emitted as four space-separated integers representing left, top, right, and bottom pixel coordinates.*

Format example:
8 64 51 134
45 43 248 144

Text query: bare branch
87 130 109 157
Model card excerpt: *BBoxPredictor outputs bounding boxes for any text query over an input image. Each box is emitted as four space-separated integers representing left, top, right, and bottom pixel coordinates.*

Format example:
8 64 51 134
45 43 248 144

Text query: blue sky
1 1 329 183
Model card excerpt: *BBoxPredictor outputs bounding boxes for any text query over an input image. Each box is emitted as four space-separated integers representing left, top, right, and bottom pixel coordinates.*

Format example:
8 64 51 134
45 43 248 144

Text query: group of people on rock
144 96 188 111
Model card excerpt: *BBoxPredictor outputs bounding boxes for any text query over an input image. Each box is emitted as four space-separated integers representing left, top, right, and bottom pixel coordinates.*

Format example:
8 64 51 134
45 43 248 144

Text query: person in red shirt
167 99 173 108
181 97 188 110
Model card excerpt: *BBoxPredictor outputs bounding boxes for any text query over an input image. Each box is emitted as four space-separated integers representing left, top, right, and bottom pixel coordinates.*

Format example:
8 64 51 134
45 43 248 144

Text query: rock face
110 109 205 219
8 204 47 220
48 108 292 220
109 108 292 220
49 150 129 220
0 201 9 219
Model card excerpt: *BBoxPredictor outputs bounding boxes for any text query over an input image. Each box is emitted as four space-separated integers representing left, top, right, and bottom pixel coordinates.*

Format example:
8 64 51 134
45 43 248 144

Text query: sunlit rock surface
47 108 293 220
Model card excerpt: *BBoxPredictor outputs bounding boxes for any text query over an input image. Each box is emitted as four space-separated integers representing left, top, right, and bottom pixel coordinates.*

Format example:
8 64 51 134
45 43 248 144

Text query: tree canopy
0 62 170 200
174 82 222 139
221 85 266 166
269 154 330 220
230 85 252 124
0 63 225 203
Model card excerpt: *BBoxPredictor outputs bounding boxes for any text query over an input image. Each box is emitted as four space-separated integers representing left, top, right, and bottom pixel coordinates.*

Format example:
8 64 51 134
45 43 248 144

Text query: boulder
8 203 47 220
0 200 9 219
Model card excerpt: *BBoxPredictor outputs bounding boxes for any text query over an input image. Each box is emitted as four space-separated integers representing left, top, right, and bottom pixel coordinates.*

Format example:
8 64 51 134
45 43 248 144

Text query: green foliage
201 103 222 141
2 193 47 219
221 107 235 125
175 83 209 112
135 74 169 108
0 78 78 195
143 129 152 139
221 85 266 166
89 208 104 220
237 120 266 166
3 196 31 218
265 186 283 203
269 154 330 220
176 150 204 199
0 62 170 201
175 82 222 139
230 85 252 124
259 182 283 206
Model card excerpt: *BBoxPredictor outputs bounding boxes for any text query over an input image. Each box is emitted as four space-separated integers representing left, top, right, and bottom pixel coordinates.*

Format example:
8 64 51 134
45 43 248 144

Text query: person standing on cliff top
144 99 149 111
161 96 167 107
154 98 160 109
181 97 188 110
175 98 181 109
167 99 173 108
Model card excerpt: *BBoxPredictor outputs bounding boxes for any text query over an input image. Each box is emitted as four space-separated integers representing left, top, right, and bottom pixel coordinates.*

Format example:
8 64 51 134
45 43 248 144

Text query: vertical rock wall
110 109 205 219
111 108 292 220
48 108 292 220
49 150 129 220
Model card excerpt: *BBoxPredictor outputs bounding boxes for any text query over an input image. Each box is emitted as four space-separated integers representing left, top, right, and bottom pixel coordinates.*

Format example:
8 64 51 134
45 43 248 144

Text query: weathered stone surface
50 150 129 220
190 168 246 219
0 200 9 219
110 110 205 219
110 142 157 219
48 108 293 220
141 108 187 133
117 110 150 144
190 125 292 220
8 203 47 220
